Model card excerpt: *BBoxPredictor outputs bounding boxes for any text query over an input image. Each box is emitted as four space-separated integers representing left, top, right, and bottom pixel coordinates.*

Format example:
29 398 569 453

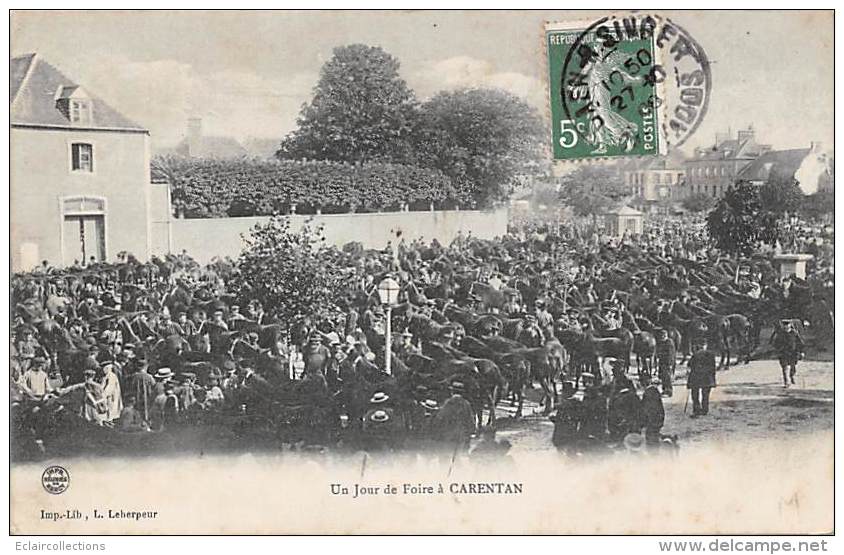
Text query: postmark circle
559 13 711 156
41 465 70 495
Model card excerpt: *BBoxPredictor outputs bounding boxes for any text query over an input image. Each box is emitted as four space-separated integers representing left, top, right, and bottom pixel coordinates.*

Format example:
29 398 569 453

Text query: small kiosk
773 253 814 280
604 206 643 237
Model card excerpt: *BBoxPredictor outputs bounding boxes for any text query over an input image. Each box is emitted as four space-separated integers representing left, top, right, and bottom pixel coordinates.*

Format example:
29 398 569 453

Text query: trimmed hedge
153 157 466 218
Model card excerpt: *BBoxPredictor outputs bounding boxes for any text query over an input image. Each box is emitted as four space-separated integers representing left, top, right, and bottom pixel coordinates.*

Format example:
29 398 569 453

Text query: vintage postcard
8 10 835 536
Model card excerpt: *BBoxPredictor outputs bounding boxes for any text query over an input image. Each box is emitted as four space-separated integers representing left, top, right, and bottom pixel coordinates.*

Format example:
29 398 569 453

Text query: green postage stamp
546 15 711 162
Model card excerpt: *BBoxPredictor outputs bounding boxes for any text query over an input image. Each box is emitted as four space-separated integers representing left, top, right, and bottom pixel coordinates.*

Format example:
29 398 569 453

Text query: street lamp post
377 276 401 375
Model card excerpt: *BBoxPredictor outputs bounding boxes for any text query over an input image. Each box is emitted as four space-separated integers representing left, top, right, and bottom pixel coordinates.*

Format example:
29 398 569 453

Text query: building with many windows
622 152 686 211
683 126 771 198
11 53 154 271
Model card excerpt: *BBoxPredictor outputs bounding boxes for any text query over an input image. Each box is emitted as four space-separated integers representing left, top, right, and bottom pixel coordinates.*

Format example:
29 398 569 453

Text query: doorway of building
63 215 105 266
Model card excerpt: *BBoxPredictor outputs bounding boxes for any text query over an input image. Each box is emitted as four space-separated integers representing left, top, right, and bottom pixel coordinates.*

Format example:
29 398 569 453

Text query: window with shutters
71 143 94 172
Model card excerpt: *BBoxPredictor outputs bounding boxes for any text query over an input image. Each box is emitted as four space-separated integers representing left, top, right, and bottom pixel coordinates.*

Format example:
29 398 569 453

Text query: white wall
153 208 509 264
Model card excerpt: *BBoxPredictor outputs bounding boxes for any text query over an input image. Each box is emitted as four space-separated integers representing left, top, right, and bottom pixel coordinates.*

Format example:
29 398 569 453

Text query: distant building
173 117 248 159
621 152 686 211
242 136 281 159
736 143 833 195
684 126 771 198
11 53 154 271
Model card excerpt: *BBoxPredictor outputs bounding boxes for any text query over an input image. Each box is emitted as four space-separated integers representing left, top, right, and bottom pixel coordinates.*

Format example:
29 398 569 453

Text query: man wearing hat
125 353 156 423
640 373 666 445
771 319 805 387
361 394 405 451
118 395 148 432
18 356 53 399
686 340 717 417
176 372 198 410
517 314 545 348
654 328 676 397
438 327 456 348
431 380 476 458
303 334 331 376
607 377 641 441
101 360 123 424
15 326 40 373
396 329 421 363
551 381 582 454
204 369 225 407
82 367 108 425
534 299 553 329
579 373 608 442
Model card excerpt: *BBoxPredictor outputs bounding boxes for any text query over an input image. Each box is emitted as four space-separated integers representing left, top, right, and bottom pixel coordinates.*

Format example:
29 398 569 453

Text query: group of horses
11 230 835 449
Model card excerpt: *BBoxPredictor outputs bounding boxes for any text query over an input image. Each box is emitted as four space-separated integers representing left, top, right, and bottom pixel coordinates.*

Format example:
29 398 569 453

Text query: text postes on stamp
546 14 711 162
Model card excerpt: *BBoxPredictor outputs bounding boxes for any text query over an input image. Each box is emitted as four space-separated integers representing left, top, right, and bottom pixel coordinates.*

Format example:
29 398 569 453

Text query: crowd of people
10 214 833 459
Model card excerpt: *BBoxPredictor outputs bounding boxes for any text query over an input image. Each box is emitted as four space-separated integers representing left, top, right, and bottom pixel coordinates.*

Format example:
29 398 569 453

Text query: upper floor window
71 143 93 172
70 100 91 124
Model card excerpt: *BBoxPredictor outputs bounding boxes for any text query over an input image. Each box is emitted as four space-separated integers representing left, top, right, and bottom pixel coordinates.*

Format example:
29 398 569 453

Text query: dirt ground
489 356 834 453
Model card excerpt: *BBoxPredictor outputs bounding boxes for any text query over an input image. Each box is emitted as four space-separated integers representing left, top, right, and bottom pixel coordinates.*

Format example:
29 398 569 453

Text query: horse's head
476 315 502 337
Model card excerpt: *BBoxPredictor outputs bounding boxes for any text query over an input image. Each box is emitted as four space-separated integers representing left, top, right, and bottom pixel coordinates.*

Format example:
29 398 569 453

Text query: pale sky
11 10 834 154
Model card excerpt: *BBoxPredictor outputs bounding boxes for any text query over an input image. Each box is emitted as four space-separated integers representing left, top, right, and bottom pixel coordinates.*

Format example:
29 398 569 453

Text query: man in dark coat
655 328 676 397
431 380 476 457
551 381 581 453
640 374 665 444
579 373 608 440
771 320 805 387
686 340 717 417
303 334 331 376
607 377 641 440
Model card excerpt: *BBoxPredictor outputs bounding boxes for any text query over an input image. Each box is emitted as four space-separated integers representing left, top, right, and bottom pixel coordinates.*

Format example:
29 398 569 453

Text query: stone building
684 127 771 198
11 53 155 271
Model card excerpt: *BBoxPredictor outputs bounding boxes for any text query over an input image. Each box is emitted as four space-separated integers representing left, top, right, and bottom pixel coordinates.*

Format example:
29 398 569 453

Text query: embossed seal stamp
41 465 70 495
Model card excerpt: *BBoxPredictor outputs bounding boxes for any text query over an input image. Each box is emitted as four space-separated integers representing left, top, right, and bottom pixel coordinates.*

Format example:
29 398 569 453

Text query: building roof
10 53 36 100
10 53 146 132
174 135 248 159
690 131 771 162
606 205 642 216
735 148 811 183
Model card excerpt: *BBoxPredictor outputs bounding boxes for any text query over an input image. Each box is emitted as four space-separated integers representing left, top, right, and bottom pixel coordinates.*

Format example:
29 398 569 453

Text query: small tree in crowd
706 181 782 256
557 164 629 220
234 217 347 323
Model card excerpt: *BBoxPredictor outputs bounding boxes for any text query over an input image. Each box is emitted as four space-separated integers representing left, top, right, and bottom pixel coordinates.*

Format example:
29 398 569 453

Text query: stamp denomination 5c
546 14 711 162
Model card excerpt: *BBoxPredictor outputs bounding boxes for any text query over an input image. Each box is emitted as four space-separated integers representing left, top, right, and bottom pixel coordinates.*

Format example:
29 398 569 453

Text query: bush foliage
153 156 463 218
232 218 349 323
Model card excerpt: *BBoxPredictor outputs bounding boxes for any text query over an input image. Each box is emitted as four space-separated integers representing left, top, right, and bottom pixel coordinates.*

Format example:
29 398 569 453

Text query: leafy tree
706 181 782 256
233 218 347 323
413 88 544 208
798 190 834 221
759 174 803 215
276 44 417 164
682 192 716 213
557 164 629 218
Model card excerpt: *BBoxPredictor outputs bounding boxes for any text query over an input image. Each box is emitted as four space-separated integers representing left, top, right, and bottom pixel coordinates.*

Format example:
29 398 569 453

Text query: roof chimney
737 125 755 143
187 117 202 156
